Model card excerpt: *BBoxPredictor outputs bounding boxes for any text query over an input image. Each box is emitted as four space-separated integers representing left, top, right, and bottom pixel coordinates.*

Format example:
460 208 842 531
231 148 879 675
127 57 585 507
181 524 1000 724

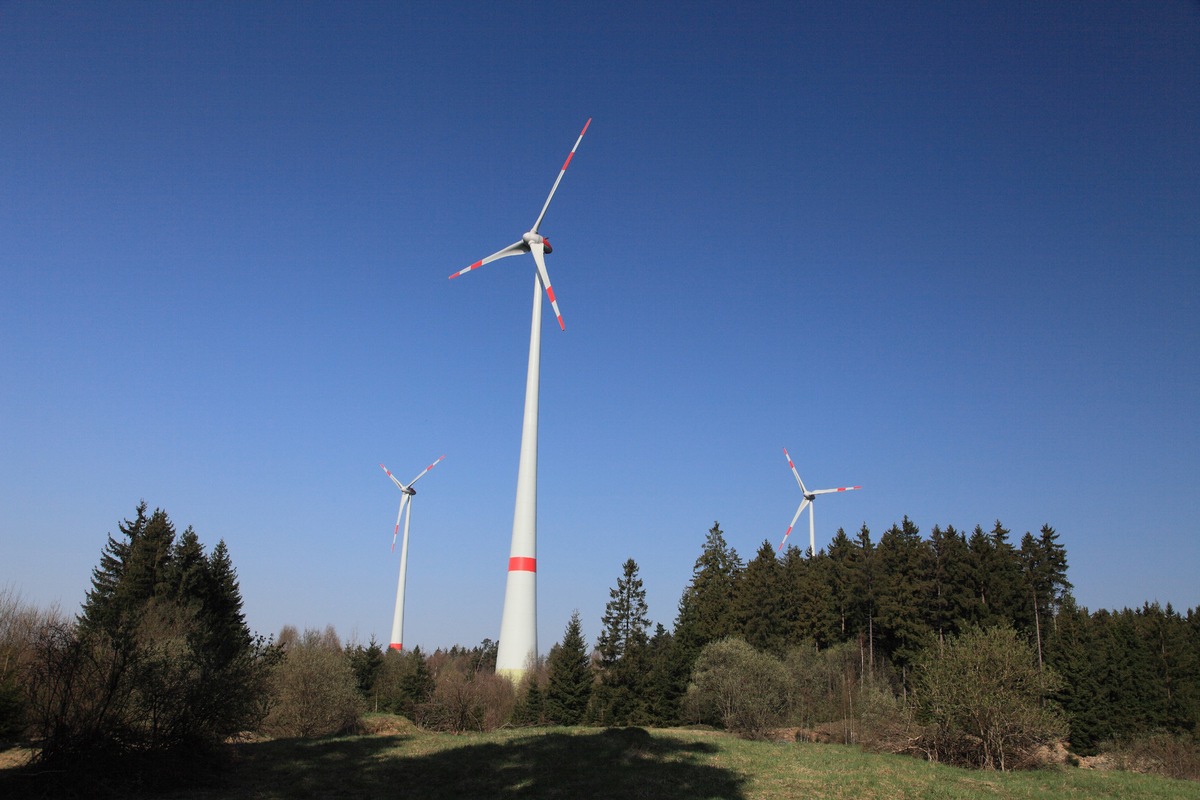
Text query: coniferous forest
2 506 1199 794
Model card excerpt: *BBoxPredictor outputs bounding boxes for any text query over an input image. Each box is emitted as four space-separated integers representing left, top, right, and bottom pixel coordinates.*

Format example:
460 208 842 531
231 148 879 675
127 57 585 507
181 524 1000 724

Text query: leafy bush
913 626 1066 770
262 628 363 738
685 637 788 738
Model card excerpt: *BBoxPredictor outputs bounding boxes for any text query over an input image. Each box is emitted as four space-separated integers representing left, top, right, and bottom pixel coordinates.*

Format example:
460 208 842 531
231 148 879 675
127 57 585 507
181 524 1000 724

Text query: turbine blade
531 118 591 234
381 463 405 491
530 240 565 330
392 494 410 552
449 241 527 280
811 486 862 495
406 454 446 487
778 499 811 552
783 447 808 495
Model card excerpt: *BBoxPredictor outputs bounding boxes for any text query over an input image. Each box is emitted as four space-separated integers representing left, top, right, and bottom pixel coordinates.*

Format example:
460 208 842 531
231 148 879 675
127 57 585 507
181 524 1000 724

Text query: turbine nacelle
522 231 553 253
777 447 861 556
450 119 590 335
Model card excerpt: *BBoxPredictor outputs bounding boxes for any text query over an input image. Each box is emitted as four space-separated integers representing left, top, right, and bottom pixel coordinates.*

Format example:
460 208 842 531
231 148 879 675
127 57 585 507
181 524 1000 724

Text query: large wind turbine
380 455 444 651
449 119 591 681
777 448 860 557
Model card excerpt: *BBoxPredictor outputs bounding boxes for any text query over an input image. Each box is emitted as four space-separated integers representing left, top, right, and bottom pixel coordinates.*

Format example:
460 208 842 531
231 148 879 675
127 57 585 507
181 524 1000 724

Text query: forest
1 505 1198 794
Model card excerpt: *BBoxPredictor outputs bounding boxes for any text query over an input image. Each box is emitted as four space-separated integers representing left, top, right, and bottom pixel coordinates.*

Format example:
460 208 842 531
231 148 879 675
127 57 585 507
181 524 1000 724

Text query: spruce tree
927 524 972 644
592 559 652 725
732 541 786 655
544 611 591 725
674 522 742 656
875 517 933 669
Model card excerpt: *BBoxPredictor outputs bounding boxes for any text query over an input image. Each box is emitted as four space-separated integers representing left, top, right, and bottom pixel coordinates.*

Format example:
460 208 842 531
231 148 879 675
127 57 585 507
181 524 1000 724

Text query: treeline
4 506 1199 790
560 520 1198 757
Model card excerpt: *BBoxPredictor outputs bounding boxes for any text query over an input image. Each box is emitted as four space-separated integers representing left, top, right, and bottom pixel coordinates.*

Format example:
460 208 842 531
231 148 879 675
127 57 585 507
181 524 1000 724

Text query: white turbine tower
777 447 860 557
380 455 444 651
449 119 591 682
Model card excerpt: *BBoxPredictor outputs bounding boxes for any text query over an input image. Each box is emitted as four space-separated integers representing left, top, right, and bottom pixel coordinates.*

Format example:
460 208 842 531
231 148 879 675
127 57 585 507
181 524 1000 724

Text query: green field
120 724 1194 800
4 723 1197 799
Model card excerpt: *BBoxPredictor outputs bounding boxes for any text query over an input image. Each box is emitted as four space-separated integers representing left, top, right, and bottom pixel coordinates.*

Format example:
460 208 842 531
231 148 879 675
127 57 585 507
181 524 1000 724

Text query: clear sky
3 1 1198 654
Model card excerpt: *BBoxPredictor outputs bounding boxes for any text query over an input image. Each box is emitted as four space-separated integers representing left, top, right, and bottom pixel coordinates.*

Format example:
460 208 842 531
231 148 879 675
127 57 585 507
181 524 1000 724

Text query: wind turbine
380 455 444 651
777 447 860 557
448 119 590 682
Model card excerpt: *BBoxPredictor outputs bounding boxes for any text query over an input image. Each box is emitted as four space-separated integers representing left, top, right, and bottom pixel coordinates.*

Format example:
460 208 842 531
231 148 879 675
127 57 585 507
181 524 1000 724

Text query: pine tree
597 559 651 666
732 541 786 655
847 524 878 671
592 559 652 725
347 637 386 702
674 522 742 656
824 528 856 642
41 504 272 767
643 623 679 725
927 524 972 644
875 517 933 669
544 611 591 725
779 545 834 647
511 679 545 726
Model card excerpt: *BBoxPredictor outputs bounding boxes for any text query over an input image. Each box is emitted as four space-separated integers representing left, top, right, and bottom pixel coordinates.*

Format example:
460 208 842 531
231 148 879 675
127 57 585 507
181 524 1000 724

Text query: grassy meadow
53 721 1188 800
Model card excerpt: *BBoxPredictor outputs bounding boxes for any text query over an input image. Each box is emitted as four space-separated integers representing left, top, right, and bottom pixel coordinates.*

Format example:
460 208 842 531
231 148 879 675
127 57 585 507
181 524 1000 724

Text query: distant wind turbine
380 455 444 651
448 119 591 682
777 447 860 557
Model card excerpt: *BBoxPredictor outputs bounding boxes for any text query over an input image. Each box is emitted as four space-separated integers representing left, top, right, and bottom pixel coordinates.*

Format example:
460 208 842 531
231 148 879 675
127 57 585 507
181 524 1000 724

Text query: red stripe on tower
508 557 537 573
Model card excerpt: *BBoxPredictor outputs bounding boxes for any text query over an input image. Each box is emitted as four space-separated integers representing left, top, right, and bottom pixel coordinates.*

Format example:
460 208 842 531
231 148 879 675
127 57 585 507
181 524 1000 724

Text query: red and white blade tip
449 261 482 280
777 527 794 552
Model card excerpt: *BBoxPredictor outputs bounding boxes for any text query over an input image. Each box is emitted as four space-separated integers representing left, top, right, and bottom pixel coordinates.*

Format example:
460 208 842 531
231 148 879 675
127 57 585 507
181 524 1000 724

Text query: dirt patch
0 747 33 769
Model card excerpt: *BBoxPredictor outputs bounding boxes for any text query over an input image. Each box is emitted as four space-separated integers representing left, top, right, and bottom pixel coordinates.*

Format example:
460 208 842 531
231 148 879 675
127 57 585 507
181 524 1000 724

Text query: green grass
5 724 1199 800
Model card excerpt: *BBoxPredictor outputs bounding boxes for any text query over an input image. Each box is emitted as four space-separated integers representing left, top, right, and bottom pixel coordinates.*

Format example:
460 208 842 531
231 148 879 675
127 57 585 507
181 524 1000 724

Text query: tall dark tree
642 623 680 725
1019 524 1072 668
733 541 787 655
927 524 972 645
875 517 934 670
34 503 273 776
591 559 652 725
824 528 856 641
544 611 591 725
347 637 386 702
597 559 651 666
674 522 742 656
779 545 833 647
846 524 878 672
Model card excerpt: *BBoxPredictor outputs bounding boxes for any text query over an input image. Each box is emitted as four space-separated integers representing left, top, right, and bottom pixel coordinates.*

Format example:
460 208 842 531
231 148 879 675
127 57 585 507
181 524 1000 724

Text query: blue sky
2 1 1198 653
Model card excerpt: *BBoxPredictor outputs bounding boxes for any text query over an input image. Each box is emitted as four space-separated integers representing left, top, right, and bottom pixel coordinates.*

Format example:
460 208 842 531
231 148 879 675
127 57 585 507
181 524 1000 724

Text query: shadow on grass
230 727 747 800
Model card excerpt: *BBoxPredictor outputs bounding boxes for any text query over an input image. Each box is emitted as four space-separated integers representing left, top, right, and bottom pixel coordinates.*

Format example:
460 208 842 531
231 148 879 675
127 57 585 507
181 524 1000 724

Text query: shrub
913 626 1066 770
262 628 362 738
685 637 788 738
1104 733 1200 781
417 662 515 732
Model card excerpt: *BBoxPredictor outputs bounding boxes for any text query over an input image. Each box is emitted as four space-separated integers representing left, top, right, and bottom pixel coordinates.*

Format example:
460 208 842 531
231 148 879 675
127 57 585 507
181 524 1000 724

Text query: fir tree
927 524 972 644
674 522 742 656
875 517 933 669
544 611 591 725
732 541 786 655
591 559 652 725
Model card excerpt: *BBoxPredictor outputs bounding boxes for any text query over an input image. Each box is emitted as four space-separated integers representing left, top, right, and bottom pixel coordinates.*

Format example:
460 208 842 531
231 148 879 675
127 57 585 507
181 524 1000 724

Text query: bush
685 637 788 738
262 628 363 738
373 647 434 718
1104 733 1200 781
0 587 58 741
417 662 515 732
913 626 1066 770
